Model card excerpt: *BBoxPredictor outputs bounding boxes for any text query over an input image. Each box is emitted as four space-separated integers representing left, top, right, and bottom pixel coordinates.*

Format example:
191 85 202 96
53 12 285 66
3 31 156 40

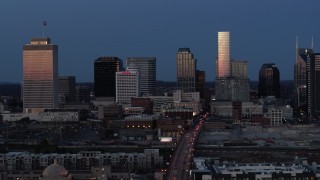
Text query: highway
166 115 205 180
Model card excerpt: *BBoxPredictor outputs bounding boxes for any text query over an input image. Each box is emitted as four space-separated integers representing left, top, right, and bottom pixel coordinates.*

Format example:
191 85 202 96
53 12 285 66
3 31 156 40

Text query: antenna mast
42 21 47 37
311 36 314 49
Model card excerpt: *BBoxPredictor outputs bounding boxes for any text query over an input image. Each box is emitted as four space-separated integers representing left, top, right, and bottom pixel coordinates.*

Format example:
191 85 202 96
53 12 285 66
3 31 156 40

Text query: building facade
126 57 156 96
176 48 197 92
196 70 205 99
258 63 280 98
0 150 163 179
215 33 249 102
307 53 320 117
23 38 59 113
231 60 247 78
116 66 141 104
294 48 312 108
215 77 250 102
211 101 263 118
217 32 230 78
59 76 76 104
75 86 90 103
94 57 123 98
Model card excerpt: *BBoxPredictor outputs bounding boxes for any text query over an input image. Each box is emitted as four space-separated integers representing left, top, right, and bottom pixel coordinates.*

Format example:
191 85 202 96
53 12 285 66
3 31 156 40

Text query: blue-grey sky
0 0 319 82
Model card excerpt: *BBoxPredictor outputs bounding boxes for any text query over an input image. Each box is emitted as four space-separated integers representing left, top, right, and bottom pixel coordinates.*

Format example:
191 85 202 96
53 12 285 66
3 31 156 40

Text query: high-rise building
94 57 123 98
196 70 205 99
306 52 320 117
294 47 320 117
176 48 197 92
59 76 76 104
215 33 249 102
217 32 230 78
75 86 90 103
294 48 312 108
258 63 280 98
23 38 58 113
126 57 156 96
231 60 247 78
116 65 141 104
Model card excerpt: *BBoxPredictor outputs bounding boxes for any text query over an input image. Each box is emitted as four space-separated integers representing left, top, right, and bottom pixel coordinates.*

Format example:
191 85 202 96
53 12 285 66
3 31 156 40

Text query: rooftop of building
261 63 278 69
94 56 122 62
178 48 191 53
30 37 51 44
127 57 156 60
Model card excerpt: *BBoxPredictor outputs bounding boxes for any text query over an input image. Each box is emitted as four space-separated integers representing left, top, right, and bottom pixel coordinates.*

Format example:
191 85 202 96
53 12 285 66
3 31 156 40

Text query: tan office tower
217 32 230 78
23 38 58 113
176 48 197 92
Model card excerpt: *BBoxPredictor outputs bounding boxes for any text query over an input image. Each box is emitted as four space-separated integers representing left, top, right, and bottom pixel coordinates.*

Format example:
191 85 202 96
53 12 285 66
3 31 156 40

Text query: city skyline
0 1 319 82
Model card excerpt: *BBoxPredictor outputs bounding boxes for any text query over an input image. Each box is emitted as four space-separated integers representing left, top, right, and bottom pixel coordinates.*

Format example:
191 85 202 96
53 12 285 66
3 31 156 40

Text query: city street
166 115 205 180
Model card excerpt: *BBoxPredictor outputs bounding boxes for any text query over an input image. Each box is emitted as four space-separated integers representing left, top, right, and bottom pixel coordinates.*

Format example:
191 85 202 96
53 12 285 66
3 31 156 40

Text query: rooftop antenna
42 21 47 37
311 36 314 49
296 36 299 63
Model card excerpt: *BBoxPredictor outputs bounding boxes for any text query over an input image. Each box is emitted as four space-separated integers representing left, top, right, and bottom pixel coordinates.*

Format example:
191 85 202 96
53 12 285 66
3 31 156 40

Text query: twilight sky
0 0 319 82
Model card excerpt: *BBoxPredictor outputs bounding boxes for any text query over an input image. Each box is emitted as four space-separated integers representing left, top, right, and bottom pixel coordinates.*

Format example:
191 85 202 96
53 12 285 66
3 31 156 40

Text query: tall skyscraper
294 48 312 108
94 57 123 98
258 63 280 98
116 65 141 104
126 57 156 96
23 38 58 113
217 32 230 78
59 76 76 104
215 33 249 102
306 52 320 117
176 48 197 92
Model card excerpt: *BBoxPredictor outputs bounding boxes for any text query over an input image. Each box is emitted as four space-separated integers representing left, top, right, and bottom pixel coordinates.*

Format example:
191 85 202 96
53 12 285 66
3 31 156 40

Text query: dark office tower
23 38 58 113
306 52 320 117
94 57 123 98
258 63 280 98
59 76 76 104
294 48 313 108
196 70 205 99
126 57 156 96
176 48 197 92
75 86 90 103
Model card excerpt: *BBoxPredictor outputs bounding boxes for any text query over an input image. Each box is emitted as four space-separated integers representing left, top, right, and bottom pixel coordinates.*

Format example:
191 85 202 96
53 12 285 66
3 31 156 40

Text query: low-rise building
123 106 145 116
211 101 263 118
192 158 320 180
98 104 123 119
148 96 173 114
157 118 185 141
120 115 158 141
40 109 78 123
267 107 283 126
164 108 193 120
0 149 163 178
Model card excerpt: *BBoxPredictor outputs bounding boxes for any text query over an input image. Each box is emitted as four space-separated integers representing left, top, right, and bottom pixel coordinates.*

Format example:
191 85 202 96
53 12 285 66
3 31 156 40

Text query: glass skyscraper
258 63 280 98
94 57 123 98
